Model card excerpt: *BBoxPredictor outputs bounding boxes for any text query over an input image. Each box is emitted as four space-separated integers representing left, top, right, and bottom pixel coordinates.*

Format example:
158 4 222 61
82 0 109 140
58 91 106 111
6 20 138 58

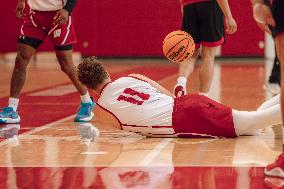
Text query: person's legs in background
265 47 281 95
198 47 216 96
55 47 95 122
174 3 200 97
263 0 284 177
0 43 37 124
174 51 199 97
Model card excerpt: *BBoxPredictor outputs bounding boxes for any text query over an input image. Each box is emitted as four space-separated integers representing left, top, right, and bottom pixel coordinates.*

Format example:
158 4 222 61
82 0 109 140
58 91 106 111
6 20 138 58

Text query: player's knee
17 45 33 60
15 51 31 69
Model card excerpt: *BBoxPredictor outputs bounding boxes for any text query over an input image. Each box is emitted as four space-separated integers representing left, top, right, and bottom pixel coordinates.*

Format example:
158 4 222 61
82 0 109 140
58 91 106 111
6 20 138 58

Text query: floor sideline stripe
139 138 172 166
0 115 76 146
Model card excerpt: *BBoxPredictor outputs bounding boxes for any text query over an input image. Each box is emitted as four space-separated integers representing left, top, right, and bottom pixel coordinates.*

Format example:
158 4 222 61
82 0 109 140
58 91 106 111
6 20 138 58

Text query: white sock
199 92 209 97
177 76 187 86
9 98 19 111
80 92 92 104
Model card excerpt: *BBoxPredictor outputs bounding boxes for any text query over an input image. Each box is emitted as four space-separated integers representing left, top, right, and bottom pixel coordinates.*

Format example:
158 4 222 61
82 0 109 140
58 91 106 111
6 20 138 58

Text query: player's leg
10 44 37 99
265 0 284 178
265 33 284 175
199 47 216 96
275 33 284 125
257 94 280 110
0 44 37 124
233 104 282 136
196 0 225 97
0 11 44 124
174 3 200 97
265 50 281 94
55 47 95 122
50 15 95 122
174 51 199 97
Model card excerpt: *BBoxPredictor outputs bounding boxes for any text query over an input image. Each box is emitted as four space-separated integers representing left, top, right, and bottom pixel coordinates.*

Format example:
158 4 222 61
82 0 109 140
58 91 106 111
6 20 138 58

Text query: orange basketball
163 30 195 63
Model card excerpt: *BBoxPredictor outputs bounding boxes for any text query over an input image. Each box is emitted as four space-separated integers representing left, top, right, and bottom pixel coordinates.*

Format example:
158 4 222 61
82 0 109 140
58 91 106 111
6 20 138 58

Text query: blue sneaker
0 107 21 124
74 99 95 122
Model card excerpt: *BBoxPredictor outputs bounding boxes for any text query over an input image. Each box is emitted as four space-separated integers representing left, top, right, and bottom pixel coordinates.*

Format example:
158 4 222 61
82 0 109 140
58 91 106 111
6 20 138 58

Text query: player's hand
225 17 237 34
53 9 69 25
15 0 25 18
253 3 275 35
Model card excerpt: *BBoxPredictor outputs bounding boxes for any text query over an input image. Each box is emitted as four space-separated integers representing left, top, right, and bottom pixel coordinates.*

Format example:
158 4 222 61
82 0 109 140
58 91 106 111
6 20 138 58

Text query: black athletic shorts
270 0 284 37
182 0 224 49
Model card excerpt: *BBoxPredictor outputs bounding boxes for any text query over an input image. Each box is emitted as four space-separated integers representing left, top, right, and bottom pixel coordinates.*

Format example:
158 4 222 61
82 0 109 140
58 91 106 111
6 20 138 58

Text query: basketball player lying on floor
77 58 282 138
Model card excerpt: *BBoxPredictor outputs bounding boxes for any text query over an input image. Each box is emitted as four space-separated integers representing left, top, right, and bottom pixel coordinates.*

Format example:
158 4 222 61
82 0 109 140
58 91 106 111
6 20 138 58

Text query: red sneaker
173 84 186 97
265 152 284 178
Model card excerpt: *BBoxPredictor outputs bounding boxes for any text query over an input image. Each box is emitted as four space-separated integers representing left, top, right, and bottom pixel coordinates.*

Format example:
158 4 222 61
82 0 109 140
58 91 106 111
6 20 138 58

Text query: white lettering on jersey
53 29 61 38
27 0 66 11
98 77 175 136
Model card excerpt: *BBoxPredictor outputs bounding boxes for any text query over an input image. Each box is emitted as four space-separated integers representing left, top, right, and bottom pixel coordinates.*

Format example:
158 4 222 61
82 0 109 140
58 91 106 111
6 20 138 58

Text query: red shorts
172 94 236 138
19 9 77 47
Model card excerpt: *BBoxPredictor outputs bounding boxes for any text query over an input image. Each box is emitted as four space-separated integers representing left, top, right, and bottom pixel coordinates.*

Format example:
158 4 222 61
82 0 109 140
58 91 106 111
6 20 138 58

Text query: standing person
0 0 95 123
251 0 284 178
174 0 237 97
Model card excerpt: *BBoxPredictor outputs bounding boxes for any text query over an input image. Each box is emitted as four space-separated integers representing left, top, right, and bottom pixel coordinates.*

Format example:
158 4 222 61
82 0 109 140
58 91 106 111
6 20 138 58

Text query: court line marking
81 151 108 155
0 114 76 147
139 138 172 166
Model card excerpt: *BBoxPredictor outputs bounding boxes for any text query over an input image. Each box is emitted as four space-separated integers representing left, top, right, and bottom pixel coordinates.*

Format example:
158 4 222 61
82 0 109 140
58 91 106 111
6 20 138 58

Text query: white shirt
97 77 175 136
27 0 66 11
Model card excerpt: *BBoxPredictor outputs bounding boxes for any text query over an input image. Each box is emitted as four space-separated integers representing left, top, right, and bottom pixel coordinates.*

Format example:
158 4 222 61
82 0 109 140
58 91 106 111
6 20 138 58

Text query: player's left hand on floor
53 9 69 25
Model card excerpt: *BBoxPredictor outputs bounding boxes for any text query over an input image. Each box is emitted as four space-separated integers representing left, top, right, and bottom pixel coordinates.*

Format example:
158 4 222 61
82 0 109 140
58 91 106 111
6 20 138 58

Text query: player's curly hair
77 56 109 89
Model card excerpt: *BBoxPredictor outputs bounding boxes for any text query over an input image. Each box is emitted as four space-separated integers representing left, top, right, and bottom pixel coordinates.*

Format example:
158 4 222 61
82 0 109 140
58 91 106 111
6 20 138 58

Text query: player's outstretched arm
128 74 175 98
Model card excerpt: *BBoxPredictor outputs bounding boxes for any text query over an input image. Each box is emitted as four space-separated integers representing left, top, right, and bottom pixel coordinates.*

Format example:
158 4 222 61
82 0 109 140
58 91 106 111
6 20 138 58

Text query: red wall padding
221 0 264 56
73 0 181 56
0 0 264 57
1 2 22 52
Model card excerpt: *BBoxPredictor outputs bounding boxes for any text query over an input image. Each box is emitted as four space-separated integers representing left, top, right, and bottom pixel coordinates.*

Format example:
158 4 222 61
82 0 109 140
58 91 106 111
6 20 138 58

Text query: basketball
163 30 195 63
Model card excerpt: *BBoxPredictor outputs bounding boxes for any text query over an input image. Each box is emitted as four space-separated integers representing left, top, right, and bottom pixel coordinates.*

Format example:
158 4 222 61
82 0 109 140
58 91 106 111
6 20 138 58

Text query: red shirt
180 0 210 6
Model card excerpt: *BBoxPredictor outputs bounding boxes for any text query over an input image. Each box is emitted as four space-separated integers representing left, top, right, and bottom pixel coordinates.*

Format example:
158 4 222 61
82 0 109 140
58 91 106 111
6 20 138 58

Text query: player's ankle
80 92 92 104
8 97 19 111
177 76 187 86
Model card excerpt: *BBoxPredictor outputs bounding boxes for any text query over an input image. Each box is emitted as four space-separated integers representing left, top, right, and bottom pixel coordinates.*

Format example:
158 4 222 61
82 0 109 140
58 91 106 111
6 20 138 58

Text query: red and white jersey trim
97 76 175 136
27 0 66 11
61 16 72 45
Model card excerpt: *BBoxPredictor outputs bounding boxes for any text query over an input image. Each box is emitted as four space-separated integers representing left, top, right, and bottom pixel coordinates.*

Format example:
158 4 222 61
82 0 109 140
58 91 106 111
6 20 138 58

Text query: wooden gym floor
0 54 282 189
